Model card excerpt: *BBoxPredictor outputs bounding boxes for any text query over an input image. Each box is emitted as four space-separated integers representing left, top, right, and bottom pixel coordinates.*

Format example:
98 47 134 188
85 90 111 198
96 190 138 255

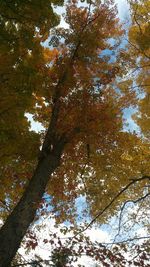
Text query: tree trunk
0 146 63 267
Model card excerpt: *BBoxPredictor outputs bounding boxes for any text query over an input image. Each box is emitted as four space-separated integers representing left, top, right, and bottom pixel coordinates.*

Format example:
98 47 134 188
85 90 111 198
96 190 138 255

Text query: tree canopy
128 0 150 139
0 0 149 266
0 0 63 214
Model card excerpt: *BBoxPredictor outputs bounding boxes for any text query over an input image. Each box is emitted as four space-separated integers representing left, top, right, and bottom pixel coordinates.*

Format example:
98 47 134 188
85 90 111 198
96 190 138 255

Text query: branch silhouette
72 175 150 238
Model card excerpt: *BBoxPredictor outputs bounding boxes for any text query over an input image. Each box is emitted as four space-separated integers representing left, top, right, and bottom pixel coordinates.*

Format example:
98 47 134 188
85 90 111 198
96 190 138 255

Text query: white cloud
86 227 110 243
19 217 111 266
115 0 130 20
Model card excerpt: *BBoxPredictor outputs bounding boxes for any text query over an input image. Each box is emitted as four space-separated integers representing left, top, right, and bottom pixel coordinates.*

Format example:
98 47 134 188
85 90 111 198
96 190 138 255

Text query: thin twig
100 235 150 245
112 192 150 244
0 199 10 212
12 261 43 267
127 39 150 60
72 175 150 238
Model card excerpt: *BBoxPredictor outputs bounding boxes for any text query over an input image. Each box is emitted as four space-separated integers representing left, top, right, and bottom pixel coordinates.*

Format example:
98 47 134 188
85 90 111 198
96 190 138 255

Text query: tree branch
11 261 43 267
112 192 150 244
0 199 10 212
127 39 150 60
100 235 150 245
72 175 150 238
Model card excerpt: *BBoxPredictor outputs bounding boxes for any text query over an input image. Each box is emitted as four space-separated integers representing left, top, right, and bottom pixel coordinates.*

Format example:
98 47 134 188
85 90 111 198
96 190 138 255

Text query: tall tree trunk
0 144 64 267
0 22 80 265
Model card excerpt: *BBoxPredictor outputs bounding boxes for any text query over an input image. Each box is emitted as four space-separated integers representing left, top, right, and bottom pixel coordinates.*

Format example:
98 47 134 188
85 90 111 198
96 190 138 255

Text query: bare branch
72 175 150 238
112 192 150 244
100 235 150 245
12 261 43 267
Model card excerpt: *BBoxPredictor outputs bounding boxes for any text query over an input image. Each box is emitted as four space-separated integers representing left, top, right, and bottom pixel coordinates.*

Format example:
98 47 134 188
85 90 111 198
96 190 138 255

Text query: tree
0 0 65 265
0 0 149 266
0 0 63 217
128 0 150 138
10 227 150 267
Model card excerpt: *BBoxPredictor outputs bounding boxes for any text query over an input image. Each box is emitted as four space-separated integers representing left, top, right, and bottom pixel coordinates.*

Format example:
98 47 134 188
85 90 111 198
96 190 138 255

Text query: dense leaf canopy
0 0 149 266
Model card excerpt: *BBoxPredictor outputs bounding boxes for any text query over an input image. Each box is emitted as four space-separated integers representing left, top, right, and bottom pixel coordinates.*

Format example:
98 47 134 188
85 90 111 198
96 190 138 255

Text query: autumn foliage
0 0 150 266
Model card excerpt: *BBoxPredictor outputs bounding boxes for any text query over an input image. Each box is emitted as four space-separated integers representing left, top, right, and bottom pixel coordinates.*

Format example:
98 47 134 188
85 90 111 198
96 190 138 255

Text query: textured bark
0 19 82 265
0 146 63 267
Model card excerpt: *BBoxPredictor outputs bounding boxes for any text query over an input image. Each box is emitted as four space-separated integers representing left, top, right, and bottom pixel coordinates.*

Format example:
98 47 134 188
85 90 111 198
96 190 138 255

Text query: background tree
0 0 63 217
128 0 150 139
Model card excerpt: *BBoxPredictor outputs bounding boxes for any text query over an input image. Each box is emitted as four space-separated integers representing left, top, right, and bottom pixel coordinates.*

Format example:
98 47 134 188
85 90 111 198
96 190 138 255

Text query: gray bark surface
0 146 63 267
